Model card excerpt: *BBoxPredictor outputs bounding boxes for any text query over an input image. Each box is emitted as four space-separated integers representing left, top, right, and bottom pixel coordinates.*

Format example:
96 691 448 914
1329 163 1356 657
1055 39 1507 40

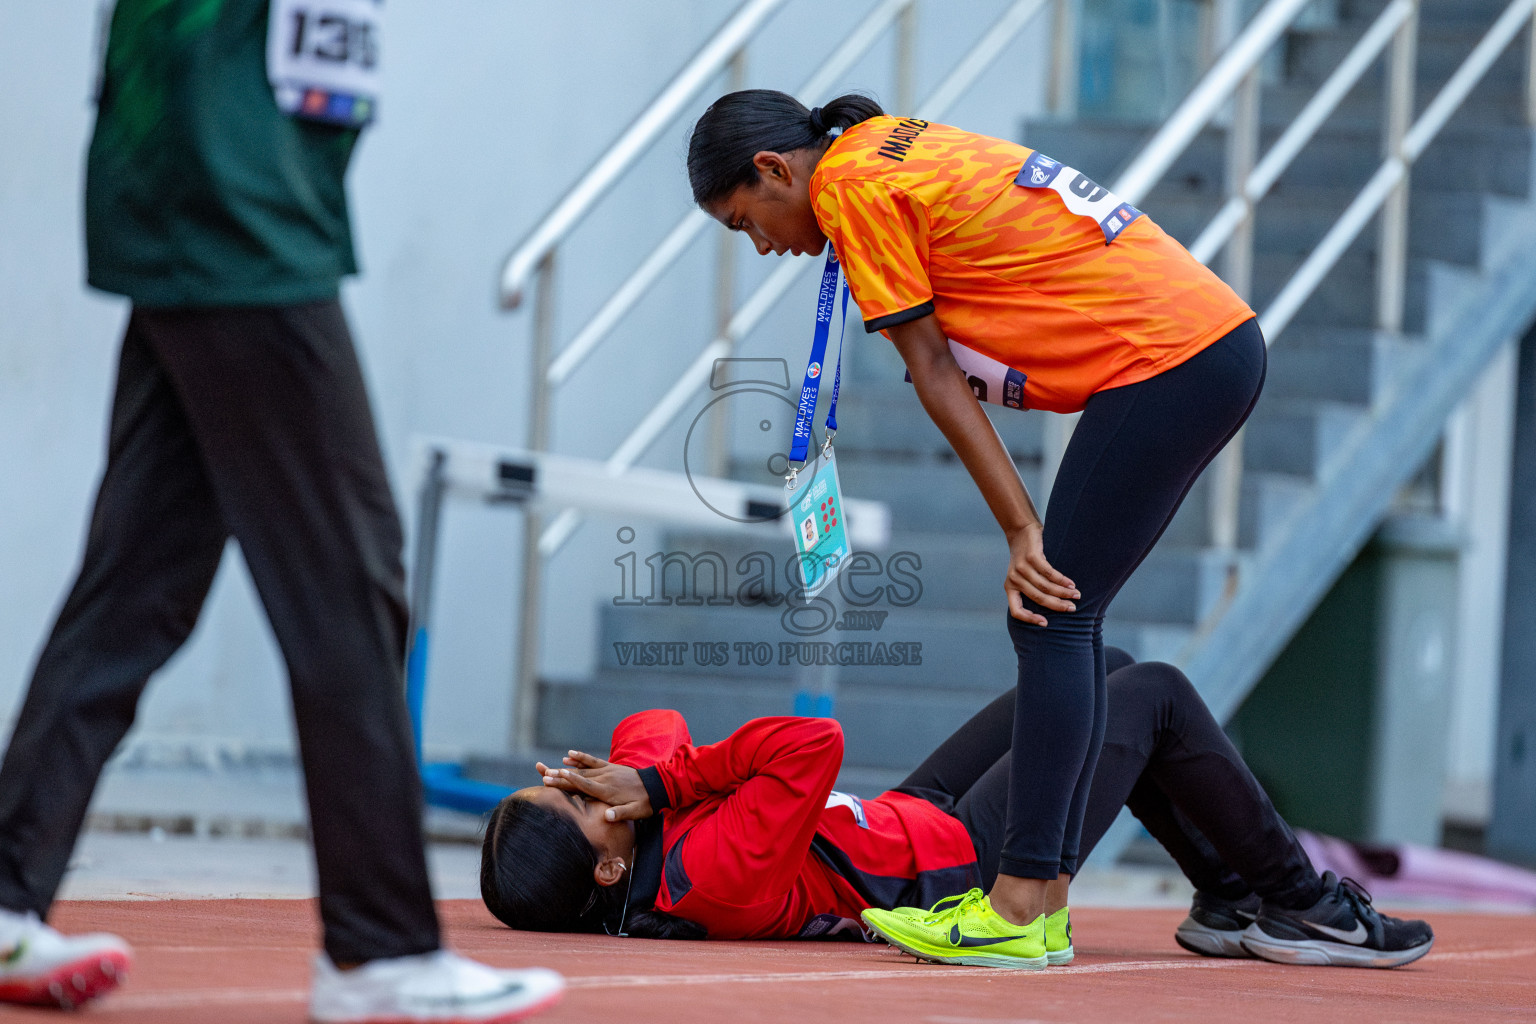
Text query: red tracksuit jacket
615 710 981 940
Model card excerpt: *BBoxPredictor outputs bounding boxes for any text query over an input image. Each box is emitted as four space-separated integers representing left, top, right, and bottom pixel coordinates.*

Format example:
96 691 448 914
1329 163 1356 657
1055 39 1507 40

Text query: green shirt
86 0 360 308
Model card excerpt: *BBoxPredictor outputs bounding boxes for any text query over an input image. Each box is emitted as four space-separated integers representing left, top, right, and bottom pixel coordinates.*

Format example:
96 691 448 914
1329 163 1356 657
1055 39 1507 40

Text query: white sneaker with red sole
0 908 132 1009
308 950 565 1024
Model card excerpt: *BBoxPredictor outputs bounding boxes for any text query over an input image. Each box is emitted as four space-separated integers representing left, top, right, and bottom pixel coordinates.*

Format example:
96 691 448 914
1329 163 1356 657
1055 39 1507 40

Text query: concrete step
1286 23 1531 94
832 458 1044 534
1247 249 1430 331
1244 398 1370 479
1415 0 1523 23
665 497 1245 624
1021 121 1536 201
1115 547 1243 625
648 528 928 612
1262 326 1413 404
654 527 1237 625
535 673 800 755
596 603 1015 688
1147 189 1490 267
536 674 1005 771
1102 620 1197 664
1147 470 1215 549
597 586 1222 693
1262 75 1529 133
1239 470 1316 552
1479 192 1536 269
830 382 1046 461
1283 0 1517 36
849 532 1240 626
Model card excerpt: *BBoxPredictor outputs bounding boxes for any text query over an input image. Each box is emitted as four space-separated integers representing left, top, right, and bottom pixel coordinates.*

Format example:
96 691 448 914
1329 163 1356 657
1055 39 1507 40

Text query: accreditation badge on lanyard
267 0 383 127
784 248 853 601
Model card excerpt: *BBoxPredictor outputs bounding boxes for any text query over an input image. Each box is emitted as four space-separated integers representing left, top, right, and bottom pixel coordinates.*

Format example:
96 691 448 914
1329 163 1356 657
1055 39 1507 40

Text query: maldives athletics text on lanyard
267 0 383 127
785 247 852 601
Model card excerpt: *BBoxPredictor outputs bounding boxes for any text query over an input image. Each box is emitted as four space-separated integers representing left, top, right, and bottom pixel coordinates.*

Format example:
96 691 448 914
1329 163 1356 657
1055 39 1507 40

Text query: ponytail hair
687 89 884 206
480 796 707 941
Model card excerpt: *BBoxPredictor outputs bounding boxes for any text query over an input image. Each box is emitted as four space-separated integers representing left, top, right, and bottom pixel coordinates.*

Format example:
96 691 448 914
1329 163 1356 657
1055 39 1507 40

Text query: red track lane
0 901 1530 1023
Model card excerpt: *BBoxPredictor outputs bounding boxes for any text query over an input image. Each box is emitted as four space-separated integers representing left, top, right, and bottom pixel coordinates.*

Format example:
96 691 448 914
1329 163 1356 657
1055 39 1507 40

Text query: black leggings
1003 318 1267 878
897 650 1320 908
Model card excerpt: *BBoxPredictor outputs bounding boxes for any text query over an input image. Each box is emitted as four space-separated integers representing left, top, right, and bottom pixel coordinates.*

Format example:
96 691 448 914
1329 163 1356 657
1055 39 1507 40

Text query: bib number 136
267 0 383 127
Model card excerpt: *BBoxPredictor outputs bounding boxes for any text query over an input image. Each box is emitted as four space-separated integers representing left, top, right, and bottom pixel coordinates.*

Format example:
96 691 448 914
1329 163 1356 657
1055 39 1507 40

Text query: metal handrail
539 0 1058 556
513 0 1536 753
501 0 932 750
1111 0 1317 204
1187 0 1416 265
1261 0 1536 340
497 0 787 310
1050 0 1535 565
547 0 918 389
594 0 1055 477
1074 0 1536 868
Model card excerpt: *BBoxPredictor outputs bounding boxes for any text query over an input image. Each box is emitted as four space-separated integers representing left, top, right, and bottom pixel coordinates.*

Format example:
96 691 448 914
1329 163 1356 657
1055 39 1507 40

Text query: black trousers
1003 319 1267 878
898 648 1320 909
0 302 441 963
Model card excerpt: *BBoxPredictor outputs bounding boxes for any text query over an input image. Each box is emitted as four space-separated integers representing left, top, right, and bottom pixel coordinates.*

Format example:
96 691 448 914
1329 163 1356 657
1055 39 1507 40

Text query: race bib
905 339 1029 410
1015 151 1142 244
267 0 382 127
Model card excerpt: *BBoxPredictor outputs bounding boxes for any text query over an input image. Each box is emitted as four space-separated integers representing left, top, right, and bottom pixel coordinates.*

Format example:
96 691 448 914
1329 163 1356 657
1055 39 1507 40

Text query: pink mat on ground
1297 830 1536 909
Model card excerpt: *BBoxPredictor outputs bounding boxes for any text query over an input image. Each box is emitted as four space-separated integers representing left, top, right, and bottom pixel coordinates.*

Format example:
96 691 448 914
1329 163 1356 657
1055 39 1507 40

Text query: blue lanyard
789 248 851 466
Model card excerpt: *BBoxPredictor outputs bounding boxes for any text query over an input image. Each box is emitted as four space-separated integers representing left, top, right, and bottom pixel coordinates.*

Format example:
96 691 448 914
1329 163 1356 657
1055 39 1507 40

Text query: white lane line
111 989 308 1009
566 958 1248 988
102 959 1238 1009
99 945 1536 1009
1434 944 1536 962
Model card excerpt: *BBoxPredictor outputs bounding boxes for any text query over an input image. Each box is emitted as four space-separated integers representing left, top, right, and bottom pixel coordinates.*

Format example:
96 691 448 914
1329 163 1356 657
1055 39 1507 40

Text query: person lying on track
479 650 1432 970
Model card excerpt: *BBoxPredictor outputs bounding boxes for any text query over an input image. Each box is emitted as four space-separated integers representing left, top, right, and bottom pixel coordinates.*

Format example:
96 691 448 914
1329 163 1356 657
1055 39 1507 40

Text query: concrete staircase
530 0 1536 798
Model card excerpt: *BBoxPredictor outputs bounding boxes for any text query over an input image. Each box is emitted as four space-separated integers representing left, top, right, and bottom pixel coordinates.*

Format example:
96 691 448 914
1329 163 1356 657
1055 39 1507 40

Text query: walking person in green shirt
0 3 563 1020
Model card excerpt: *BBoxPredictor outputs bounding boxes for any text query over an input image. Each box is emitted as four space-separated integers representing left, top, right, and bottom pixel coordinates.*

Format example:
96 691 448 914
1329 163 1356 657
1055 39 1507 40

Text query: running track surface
3 901 1532 1023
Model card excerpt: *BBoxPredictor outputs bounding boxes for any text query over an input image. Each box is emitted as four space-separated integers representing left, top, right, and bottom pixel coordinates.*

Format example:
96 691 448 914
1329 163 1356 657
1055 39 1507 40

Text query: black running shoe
1174 891 1260 958
1241 872 1434 968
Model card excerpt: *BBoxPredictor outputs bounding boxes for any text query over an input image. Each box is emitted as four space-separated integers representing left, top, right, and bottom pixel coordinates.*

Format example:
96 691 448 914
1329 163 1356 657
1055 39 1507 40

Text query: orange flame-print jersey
810 117 1255 413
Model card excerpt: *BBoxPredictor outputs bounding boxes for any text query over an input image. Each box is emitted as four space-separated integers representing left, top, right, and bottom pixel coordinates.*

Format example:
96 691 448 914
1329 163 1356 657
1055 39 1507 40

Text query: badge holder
783 249 854 719
784 248 853 602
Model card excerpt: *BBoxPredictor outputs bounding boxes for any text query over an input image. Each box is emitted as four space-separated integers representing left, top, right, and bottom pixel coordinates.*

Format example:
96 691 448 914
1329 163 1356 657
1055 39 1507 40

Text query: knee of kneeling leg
1111 660 1197 706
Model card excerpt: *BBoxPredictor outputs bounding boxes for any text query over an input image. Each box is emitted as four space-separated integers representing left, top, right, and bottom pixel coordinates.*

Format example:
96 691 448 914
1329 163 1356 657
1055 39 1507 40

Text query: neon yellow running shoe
862 889 1046 969
1045 906 1073 965
889 893 968 922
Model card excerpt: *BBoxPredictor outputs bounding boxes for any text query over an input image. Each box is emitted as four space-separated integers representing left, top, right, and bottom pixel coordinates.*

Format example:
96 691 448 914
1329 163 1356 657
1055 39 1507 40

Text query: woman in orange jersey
687 90 1265 966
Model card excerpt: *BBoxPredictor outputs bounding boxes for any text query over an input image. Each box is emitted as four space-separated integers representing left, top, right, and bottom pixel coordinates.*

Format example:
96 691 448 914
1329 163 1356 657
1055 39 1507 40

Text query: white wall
1440 340 1519 826
0 1 1051 761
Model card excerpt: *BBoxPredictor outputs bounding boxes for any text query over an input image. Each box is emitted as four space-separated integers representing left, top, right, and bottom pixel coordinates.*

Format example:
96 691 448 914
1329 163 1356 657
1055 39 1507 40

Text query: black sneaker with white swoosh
1174 891 1261 958
1240 872 1434 968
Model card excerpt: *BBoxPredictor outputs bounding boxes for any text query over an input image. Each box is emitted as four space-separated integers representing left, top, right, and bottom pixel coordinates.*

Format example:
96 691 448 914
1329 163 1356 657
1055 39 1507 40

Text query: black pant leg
0 314 227 917
914 646 1130 890
899 645 1136 815
1102 661 1320 907
954 755 1011 892
1001 320 1267 880
1075 663 1251 897
895 689 1014 813
1122 779 1251 900
140 302 440 964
